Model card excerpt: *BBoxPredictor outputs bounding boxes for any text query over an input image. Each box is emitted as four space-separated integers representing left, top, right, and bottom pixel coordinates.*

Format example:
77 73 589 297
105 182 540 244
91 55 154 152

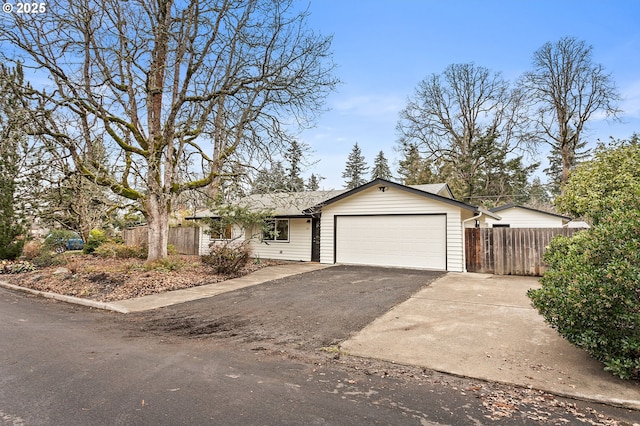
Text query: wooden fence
465 227 583 276
123 226 201 255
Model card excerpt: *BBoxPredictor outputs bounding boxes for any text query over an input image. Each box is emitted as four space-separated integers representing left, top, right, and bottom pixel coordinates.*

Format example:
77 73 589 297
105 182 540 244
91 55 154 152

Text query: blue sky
298 0 640 189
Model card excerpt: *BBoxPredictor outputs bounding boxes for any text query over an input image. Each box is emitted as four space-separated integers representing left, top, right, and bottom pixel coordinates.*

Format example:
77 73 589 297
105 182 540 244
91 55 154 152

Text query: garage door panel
336 215 446 270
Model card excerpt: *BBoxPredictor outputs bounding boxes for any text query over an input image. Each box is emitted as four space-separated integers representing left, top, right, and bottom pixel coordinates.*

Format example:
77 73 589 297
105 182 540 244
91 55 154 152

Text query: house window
263 219 289 242
211 221 233 239
493 224 510 228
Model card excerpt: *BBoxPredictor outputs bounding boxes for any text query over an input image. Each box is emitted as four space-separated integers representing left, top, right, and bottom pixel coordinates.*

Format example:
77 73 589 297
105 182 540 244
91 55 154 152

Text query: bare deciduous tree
396 63 533 201
519 36 621 194
0 0 337 260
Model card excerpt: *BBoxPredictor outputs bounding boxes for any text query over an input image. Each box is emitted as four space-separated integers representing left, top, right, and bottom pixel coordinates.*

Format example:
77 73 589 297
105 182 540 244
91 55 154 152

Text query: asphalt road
1 270 638 425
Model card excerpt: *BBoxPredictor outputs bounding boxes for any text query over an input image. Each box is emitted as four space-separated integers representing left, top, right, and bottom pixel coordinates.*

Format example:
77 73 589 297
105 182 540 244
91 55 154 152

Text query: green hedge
528 199 640 379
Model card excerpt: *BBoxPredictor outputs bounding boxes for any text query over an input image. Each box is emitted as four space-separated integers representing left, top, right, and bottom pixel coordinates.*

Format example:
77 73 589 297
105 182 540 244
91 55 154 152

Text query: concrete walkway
110 262 331 312
0 262 330 314
341 273 640 410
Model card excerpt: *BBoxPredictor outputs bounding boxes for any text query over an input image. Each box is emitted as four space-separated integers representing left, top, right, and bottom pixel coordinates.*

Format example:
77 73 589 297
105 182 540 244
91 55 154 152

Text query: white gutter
461 211 483 273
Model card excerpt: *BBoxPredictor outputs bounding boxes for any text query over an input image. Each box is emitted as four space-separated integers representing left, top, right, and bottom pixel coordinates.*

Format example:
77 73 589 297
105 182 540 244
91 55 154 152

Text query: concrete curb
0 280 129 313
0 262 331 314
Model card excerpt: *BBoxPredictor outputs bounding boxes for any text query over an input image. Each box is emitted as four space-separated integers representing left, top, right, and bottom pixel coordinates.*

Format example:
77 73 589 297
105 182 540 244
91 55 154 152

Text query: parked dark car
45 232 84 253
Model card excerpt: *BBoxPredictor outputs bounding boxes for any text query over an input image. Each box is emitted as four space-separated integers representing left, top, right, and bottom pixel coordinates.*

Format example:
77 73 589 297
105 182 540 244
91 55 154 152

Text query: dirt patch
1 255 280 302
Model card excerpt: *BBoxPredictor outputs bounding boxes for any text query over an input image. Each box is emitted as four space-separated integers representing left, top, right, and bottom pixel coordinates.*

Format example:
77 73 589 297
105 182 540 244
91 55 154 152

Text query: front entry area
334 214 447 270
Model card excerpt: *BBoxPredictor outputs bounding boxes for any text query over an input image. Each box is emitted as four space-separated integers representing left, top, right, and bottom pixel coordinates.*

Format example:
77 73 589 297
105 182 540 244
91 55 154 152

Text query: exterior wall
248 218 312 261
319 185 471 272
197 224 248 256
485 208 565 228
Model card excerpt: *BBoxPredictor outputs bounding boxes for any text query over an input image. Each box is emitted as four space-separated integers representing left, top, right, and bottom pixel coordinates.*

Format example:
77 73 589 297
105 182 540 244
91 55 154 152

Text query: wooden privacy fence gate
123 226 201 255
465 228 583 276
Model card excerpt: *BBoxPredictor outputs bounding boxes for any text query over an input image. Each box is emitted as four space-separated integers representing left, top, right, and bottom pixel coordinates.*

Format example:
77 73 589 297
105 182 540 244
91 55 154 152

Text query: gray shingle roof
189 181 463 219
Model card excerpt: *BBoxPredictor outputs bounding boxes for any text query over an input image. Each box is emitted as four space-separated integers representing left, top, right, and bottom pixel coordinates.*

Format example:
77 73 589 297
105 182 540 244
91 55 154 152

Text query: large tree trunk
144 195 169 261
560 144 571 196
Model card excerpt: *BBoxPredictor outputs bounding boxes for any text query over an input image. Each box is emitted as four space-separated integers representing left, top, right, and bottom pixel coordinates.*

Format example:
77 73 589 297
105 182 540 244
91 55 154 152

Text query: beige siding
198 224 251 256
320 186 469 272
249 218 312 261
485 208 565 228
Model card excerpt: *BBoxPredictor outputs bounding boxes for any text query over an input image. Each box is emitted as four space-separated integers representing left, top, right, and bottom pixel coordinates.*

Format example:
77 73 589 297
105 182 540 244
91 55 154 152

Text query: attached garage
304 179 495 272
335 214 446 269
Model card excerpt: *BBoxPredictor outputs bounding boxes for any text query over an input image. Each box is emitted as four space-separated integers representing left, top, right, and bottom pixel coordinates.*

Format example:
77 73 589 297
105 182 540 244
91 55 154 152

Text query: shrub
31 250 65 267
0 260 37 274
143 256 185 272
201 240 251 275
83 229 108 254
22 240 42 260
0 238 24 260
528 198 640 379
94 242 147 259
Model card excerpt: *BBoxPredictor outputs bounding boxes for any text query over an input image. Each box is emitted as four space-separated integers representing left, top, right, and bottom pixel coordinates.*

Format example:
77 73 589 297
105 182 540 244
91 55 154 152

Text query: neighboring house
189 178 500 272
485 204 571 228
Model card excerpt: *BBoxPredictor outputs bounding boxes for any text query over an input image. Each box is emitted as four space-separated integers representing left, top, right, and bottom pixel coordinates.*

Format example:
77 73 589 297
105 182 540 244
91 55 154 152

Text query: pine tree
0 65 27 259
544 139 589 197
284 141 305 191
525 177 552 210
342 143 368 189
252 162 288 194
397 143 435 185
306 173 324 191
371 150 392 180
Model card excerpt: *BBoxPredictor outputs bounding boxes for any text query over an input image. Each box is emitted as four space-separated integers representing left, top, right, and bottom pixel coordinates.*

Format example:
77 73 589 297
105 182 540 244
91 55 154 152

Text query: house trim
489 203 571 221
304 178 482 215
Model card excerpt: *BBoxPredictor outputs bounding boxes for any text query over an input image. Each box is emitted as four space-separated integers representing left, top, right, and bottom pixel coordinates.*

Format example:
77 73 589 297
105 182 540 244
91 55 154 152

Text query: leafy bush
31 250 65 267
94 242 147 259
143 256 185 272
0 260 37 274
83 229 108 254
201 240 251 275
94 242 177 259
528 198 640 379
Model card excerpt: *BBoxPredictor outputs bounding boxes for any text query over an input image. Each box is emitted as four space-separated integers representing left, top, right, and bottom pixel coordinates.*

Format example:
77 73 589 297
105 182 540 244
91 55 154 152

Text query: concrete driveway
341 272 640 410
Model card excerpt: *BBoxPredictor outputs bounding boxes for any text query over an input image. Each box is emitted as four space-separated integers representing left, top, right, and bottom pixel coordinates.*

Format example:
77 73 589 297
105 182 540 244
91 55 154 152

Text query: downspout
461 211 483 273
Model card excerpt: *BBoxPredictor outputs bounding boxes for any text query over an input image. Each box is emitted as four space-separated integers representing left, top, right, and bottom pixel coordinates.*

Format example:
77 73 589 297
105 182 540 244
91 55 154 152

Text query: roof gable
303 178 481 214
408 183 454 199
489 204 571 221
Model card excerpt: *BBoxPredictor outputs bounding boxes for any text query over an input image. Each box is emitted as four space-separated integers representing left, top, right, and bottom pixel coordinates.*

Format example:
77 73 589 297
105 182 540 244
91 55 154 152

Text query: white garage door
335 215 446 270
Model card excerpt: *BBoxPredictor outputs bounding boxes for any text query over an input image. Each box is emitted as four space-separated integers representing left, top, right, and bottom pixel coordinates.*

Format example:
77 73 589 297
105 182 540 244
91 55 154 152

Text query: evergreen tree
342 143 368 189
543 139 589 197
467 135 539 206
252 162 288 194
370 150 393 180
525 177 552 210
397 143 435 185
0 65 27 259
284 141 305 191
306 173 324 191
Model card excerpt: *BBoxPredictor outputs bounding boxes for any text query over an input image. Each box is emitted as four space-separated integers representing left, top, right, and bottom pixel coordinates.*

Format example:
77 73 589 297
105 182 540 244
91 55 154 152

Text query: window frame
211 220 233 240
262 218 290 242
